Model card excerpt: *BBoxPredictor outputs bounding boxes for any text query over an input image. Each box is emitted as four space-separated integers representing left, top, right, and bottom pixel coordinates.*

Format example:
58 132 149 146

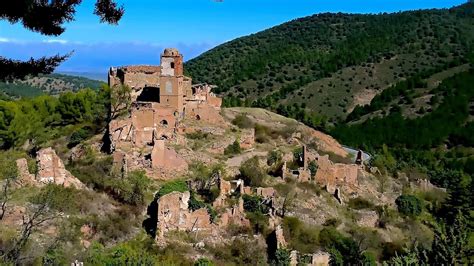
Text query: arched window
160 120 168 127
196 115 201 121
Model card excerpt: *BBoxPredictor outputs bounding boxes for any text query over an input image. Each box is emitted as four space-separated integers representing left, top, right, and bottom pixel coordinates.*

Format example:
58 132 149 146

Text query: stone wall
16 148 85 189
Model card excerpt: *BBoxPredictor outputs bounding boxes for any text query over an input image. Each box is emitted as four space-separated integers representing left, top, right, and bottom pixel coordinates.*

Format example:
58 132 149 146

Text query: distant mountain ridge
0 73 105 99
185 2 474 123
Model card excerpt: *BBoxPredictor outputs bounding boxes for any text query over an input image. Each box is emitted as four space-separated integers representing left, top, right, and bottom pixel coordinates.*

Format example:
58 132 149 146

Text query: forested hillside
186 3 474 123
0 73 105 99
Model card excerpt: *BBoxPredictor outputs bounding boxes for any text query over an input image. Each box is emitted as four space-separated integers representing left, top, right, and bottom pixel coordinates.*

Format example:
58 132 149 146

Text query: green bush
186 131 209 140
157 180 188 198
273 249 291 266
232 113 254 129
239 156 265 187
112 170 151 206
348 197 375 210
242 194 269 214
282 216 320 254
194 257 214 266
267 150 282 166
224 140 242 155
319 227 361 264
68 126 93 148
395 194 423 217
308 160 318 177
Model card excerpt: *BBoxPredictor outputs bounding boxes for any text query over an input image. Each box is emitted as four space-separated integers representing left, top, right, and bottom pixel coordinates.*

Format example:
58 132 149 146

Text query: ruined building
108 48 223 178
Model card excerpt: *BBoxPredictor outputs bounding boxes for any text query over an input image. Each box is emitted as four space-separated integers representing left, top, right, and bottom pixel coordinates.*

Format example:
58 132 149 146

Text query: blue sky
0 0 466 75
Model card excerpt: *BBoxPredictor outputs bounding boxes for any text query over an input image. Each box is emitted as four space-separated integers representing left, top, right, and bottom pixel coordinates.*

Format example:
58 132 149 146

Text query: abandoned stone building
108 48 223 178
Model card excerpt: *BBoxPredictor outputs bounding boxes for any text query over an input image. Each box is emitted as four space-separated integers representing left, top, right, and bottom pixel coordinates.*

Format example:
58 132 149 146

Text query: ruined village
0 48 450 265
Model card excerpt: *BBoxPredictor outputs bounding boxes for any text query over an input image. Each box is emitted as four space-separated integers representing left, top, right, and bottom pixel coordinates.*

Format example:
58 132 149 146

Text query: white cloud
0 37 11 43
42 39 68 44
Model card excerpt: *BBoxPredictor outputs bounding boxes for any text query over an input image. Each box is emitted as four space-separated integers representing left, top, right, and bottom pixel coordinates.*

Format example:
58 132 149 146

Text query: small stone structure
281 145 360 194
16 147 85 189
157 191 213 237
108 48 224 179
311 251 330 266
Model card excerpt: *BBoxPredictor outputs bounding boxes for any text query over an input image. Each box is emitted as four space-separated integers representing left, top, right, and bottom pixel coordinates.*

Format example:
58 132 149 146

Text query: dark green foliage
112 170 151 206
239 156 265 187
348 197 375 210
186 131 209 140
395 195 423 217
194 257 214 266
0 87 109 150
319 227 362 264
224 140 242 155
210 238 268 265
156 180 188 198
333 70 474 150
68 126 94 148
29 184 82 214
188 191 206 211
187 3 474 123
361 251 377 266
273 249 291 266
242 194 269 214
282 217 320 254
308 160 318 177
232 113 254 128
293 147 304 167
267 150 282 166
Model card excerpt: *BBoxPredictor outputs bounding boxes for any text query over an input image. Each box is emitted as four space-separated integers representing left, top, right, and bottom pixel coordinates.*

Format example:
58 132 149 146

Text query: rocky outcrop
15 158 35 186
16 147 85 189
36 148 85 189
355 210 379 228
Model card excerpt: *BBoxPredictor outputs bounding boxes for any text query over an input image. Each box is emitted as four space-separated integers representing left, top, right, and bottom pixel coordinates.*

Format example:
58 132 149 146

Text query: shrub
113 170 151 206
224 140 241 155
267 150 282 166
232 114 254 129
308 160 318 177
319 227 361 264
254 124 270 143
186 131 209 140
194 258 214 266
282 216 320 254
68 126 93 148
239 156 265 187
242 194 269 214
30 184 82 213
348 197 375 210
273 249 291 266
395 194 423 217
157 180 188 198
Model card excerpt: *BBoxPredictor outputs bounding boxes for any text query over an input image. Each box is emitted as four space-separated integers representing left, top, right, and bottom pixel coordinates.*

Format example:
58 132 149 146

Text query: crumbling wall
315 155 359 191
151 140 187 172
16 148 85 189
157 191 212 236
36 148 85 189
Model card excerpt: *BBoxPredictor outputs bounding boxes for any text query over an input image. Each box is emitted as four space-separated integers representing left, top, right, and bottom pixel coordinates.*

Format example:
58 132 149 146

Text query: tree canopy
0 0 124 81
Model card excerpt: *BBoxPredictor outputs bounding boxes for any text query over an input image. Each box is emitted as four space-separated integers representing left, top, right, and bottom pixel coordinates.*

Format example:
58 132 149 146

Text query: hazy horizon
0 0 466 77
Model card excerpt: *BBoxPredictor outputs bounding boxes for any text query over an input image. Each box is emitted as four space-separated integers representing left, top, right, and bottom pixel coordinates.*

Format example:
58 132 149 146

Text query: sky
0 0 467 76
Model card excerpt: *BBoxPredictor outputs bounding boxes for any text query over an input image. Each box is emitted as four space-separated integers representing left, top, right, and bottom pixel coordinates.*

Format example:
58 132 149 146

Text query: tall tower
159 48 185 111
160 48 183 76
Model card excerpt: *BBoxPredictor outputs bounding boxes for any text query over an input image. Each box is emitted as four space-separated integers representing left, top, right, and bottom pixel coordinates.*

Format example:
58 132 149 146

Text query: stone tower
159 48 185 111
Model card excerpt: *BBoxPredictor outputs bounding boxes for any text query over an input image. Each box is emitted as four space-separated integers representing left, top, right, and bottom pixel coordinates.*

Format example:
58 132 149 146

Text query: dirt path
226 151 268 167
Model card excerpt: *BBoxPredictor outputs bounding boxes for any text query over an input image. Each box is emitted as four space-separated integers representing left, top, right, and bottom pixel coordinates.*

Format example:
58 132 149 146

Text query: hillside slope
0 73 105 99
185 3 474 122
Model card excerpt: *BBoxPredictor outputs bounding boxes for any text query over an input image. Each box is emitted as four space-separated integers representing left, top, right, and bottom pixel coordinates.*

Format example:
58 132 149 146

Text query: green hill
0 73 105 99
185 3 474 123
